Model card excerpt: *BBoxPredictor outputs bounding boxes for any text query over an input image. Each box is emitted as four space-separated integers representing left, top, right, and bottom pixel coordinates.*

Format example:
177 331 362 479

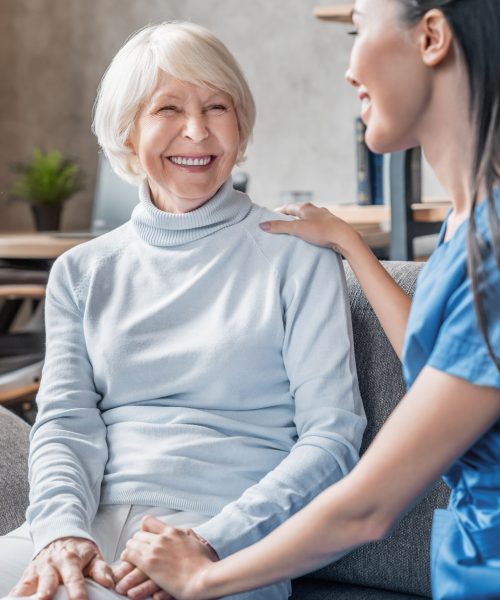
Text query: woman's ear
418 9 454 67
125 138 136 155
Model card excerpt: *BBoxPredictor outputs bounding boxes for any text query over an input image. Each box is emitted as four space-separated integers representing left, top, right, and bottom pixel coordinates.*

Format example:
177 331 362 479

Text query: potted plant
10 148 83 231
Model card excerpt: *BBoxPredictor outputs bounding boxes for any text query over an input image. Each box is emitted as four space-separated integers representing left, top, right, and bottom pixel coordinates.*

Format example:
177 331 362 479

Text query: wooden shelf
323 201 450 225
314 4 354 23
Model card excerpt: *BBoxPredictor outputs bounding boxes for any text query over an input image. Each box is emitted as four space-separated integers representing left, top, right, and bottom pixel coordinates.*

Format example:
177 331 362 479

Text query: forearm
28 418 107 554
198 371 500 599
342 232 411 359
198 480 379 599
194 444 347 558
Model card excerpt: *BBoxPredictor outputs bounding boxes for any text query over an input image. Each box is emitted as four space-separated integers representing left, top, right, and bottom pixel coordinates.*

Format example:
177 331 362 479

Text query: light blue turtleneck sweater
27 179 366 558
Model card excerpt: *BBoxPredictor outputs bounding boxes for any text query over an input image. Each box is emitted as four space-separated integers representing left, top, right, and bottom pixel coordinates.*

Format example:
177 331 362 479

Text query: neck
420 115 474 221
131 177 252 247
417 53 481 221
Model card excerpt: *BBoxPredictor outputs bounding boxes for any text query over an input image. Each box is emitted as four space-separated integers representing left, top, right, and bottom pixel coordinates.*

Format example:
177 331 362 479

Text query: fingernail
259 222 270 231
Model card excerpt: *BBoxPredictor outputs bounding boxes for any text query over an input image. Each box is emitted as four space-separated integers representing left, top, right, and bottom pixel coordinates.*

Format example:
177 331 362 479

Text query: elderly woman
0 22 365 600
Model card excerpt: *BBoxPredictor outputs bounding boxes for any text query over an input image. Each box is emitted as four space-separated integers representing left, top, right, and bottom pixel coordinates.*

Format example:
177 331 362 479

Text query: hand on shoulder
259 202 362 257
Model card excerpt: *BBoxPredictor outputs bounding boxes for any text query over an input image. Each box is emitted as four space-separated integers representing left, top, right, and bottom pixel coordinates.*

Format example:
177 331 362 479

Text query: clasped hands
10 516 218 600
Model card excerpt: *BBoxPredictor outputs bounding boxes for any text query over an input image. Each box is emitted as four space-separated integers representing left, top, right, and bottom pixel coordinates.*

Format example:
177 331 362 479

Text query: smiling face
346 0 433 154
127 74 240 213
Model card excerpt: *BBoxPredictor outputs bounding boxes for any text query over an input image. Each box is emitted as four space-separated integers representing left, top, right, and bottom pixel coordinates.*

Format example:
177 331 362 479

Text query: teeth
361 98 371 112
169 156 212 166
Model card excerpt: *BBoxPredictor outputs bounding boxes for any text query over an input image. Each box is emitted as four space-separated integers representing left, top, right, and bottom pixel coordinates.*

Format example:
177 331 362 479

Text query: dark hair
399 0 500 370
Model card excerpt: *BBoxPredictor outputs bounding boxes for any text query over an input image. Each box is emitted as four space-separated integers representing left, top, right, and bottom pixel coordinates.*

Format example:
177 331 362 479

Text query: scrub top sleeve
428 257 500 389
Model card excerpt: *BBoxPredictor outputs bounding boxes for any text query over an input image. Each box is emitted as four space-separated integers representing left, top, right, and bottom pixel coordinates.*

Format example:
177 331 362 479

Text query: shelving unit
314 4 353 23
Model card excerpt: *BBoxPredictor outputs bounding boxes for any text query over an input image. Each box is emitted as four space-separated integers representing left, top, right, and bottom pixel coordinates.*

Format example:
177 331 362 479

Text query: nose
183 113 209 143
345 68 359 89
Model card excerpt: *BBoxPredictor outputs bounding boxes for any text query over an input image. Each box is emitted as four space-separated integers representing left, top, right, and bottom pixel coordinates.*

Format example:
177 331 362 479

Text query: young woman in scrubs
119 1 500 598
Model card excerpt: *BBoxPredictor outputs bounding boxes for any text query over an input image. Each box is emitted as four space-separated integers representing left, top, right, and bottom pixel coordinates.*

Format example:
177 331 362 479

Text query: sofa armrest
0 406 30 535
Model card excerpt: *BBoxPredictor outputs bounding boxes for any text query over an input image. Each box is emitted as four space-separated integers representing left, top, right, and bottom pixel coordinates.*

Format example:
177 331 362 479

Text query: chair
389 148 443 260
0 275 47 411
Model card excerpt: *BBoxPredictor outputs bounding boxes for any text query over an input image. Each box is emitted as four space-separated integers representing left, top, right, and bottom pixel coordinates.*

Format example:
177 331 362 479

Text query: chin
365 129 419 155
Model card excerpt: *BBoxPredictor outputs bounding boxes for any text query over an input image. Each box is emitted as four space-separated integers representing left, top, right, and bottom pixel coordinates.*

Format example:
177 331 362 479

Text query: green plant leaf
10 148 84 205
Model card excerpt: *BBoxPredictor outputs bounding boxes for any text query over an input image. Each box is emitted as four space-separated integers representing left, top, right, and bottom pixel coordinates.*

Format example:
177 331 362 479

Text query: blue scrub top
403 192 500 598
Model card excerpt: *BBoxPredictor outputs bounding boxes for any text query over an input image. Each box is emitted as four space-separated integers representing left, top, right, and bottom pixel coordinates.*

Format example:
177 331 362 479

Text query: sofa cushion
292 577 426 599
301 262 449 598
0 406 30 535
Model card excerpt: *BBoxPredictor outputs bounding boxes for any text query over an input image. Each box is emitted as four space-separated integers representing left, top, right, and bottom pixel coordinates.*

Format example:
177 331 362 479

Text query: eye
206 104 227 114
347 29 358 36
159 105 179 113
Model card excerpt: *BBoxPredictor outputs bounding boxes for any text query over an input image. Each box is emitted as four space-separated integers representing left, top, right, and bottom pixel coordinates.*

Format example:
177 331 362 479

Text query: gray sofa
0 261 449 599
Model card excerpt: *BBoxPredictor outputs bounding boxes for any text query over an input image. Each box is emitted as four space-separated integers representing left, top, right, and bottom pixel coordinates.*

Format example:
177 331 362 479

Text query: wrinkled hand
259 202 358 256
117 516 218 600
9 537 114 600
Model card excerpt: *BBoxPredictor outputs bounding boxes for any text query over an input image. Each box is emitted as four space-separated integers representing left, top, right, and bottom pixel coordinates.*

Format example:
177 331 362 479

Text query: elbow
358 505 398 544
314 484 397 554
337 504 395 548
362 514 393 544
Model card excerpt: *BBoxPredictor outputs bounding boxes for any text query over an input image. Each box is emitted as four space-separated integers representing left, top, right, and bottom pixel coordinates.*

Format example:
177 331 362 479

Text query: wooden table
324 200 450 225
322 200 450 250
0 233 87 260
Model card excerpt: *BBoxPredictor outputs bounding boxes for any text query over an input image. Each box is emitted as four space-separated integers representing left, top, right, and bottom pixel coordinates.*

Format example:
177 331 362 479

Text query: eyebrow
150 90 227 104
150 93 182 103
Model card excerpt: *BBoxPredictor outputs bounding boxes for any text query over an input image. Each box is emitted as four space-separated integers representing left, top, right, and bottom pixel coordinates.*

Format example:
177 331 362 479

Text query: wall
0 0 444 231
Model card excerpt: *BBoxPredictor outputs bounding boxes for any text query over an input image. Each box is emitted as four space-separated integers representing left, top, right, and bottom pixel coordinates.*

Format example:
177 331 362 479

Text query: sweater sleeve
195 249 366 559
26 254 108 556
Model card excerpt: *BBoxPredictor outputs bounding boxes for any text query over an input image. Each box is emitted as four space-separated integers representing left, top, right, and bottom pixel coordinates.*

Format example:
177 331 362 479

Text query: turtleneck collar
131 177 252 247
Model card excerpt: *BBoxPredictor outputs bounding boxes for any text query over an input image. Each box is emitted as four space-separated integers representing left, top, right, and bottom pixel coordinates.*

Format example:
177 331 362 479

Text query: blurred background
0 0 445 232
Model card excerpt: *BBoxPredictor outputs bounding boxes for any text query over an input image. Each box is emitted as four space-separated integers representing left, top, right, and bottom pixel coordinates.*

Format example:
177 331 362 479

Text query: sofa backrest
0 406 30 535
309 261 449 598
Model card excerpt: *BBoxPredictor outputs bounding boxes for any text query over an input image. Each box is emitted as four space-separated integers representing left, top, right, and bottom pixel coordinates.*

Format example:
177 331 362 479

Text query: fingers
259 219 299 235
141 515 167 534
114 567 148 595
275 203 305 217
276 202 319 217
153 591 172 600
58 560 88 600
36 567 60 600
112 560 135 582
120 541 145 571
86 556 115 589
9 567 39 596
260 201 328 235
130 530 157 544
125 578 165 600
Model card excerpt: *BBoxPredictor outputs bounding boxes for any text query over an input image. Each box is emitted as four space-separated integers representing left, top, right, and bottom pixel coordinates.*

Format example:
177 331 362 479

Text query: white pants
0 505 290 600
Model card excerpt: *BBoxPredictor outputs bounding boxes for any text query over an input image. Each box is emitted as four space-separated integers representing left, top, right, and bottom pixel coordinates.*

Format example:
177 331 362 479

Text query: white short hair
92 22 256 185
